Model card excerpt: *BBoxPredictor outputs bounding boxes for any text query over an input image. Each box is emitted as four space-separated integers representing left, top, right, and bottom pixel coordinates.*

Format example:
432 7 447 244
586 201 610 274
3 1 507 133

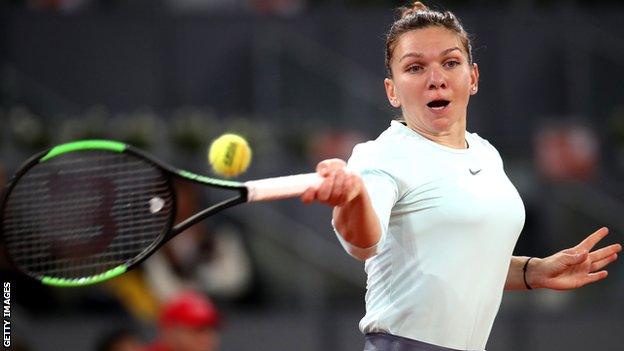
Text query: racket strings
2 151 174 280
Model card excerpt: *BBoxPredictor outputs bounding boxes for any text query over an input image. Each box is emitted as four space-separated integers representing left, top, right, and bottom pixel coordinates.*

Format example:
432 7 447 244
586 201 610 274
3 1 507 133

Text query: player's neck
406 120 467 149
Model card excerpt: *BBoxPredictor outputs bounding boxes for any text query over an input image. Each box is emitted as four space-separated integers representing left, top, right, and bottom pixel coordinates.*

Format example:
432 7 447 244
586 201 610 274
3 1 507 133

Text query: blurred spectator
103 269 161 322
144 291 221 351
534 122 599 183
96 328 143 351
308 129 367 165
143 180 254 302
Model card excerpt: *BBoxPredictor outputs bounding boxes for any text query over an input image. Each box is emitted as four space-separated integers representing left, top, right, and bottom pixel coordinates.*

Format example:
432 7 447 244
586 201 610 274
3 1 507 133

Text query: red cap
159 291 220 329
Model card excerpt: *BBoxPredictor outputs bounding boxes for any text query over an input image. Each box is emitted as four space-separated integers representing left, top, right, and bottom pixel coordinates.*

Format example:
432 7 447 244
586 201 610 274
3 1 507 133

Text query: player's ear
470 62 479 95
384 78 401 108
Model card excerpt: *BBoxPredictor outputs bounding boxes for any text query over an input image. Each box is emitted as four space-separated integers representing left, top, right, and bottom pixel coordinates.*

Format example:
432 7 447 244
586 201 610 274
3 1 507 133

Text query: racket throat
169 195 247 238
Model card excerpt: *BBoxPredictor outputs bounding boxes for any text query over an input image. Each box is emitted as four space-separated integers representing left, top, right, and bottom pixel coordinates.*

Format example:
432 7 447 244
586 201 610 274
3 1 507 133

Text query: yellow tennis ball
208 134 252 177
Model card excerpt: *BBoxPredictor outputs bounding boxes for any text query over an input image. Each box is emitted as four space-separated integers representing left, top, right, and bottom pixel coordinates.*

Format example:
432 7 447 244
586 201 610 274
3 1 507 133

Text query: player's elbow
351 246 379 261
334 226 382 261
343 237 381 261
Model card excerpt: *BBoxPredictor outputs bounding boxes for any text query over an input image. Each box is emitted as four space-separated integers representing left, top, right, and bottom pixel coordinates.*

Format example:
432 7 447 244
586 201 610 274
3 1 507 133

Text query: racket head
0 140 177 287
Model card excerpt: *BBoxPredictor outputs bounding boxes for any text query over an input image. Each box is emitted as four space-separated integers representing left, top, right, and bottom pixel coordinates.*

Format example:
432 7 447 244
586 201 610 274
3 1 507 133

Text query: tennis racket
0 140 323 287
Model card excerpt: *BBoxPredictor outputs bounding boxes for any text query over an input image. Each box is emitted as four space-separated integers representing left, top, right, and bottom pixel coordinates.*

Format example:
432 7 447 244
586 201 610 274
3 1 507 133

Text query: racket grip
245 173 324 202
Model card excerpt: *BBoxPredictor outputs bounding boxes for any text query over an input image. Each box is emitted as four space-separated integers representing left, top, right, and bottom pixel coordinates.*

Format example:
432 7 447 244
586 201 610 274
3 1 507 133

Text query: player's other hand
301 158 363 206
528 227 621 290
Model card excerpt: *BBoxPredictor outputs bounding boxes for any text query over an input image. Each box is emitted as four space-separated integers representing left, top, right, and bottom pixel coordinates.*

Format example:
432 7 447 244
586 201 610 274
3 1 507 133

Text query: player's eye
443 60 461 69
406 65 423 73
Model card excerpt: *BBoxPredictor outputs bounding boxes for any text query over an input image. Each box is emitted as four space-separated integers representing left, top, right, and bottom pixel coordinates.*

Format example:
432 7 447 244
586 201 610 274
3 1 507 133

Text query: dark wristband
523 257 534 290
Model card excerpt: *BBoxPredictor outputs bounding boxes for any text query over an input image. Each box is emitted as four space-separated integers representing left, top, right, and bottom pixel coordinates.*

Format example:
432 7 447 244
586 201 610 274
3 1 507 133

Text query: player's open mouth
427 99 451 110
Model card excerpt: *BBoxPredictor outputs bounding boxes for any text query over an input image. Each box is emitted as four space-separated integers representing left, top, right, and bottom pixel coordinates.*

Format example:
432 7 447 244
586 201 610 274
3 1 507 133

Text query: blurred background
0 0 623 350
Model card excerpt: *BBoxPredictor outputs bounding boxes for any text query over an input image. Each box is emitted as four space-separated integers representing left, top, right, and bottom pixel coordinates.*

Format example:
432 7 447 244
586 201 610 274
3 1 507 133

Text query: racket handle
245 173 324 202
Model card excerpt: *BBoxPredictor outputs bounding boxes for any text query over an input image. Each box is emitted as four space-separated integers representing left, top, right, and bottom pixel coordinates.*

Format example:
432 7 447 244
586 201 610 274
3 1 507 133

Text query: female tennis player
301 2 622 351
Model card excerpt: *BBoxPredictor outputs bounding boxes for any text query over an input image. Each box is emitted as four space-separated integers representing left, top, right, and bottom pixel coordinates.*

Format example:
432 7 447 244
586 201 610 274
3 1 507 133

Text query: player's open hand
301 159 363 206
527 227 622 290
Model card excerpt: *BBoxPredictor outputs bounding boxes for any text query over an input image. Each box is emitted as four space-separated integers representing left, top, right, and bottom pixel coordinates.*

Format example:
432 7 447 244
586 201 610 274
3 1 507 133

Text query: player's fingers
328 168 347 205
589 243 622 262
577 227 610 251
316 171 336 202
580 270 608 287
328 172 348 206
316 158 347 176
590 253 618 272
300 186 317 204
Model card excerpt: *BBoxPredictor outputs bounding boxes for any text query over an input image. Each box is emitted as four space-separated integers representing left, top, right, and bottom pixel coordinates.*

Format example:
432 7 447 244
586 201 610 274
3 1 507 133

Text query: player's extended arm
301 159 381 251
505 227 621 290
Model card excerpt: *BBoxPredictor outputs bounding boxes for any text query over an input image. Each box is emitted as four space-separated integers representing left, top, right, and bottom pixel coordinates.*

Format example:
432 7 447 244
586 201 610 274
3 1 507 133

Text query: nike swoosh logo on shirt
469 168 482 175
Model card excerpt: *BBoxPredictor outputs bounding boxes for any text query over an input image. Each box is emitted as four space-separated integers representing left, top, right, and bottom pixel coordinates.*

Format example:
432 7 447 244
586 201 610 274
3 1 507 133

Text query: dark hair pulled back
385 2 473 77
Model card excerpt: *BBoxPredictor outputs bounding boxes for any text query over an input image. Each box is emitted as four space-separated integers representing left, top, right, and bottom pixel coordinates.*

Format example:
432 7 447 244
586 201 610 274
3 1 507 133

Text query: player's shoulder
467 131 504 166
467 132 499 152
348 140 385 170
349 122 412 167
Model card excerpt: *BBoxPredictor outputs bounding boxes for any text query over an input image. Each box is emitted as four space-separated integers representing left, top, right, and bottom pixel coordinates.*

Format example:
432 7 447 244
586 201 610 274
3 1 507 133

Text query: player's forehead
393 27 466 61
